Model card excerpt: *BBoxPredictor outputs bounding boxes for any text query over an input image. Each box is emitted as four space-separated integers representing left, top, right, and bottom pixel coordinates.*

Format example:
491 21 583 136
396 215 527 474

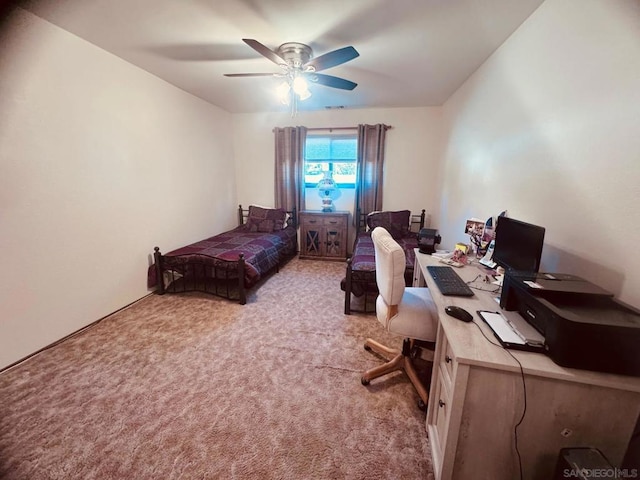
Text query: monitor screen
492 216 545 273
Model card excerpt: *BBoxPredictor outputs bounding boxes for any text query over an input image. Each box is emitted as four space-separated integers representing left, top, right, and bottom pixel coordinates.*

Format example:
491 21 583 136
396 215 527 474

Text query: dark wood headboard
355 208 426 235
238 205 298 229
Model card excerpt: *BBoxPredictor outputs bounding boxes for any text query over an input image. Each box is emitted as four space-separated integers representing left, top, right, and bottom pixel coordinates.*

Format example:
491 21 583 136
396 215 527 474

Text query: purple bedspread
148 225 297 289
349 231 417 273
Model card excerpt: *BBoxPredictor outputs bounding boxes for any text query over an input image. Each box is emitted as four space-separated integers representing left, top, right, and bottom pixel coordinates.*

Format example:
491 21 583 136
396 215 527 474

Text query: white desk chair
361 227 438 409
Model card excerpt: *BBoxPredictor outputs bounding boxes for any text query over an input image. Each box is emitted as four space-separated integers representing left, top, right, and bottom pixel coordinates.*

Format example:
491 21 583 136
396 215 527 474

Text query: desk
414 250 640 480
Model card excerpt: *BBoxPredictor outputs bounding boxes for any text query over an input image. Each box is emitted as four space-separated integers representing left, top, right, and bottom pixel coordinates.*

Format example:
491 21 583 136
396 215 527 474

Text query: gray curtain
354 124 390 221
274 126 307 218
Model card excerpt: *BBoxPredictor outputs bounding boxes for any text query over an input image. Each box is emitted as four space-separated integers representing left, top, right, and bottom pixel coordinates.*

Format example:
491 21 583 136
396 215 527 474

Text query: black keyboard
426 266 474 297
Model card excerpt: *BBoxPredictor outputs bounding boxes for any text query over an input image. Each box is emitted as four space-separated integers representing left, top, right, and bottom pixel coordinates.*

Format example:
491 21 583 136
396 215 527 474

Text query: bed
342 208 425 314
148 205 297 304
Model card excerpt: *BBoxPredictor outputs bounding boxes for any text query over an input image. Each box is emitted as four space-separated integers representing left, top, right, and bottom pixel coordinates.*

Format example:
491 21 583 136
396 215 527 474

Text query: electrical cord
466 274 502 294
471 319 526 480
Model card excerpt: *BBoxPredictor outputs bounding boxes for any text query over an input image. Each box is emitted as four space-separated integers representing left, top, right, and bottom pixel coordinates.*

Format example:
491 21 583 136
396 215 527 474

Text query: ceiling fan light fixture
227 39 359 117
297 88 311 101
276 81 291 105
292 76 311 98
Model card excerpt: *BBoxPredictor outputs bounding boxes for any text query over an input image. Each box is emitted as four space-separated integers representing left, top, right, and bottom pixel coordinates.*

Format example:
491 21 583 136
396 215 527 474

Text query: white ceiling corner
16 0 546 114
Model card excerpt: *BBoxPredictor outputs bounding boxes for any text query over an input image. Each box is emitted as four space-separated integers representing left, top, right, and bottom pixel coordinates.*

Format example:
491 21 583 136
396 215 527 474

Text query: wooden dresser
299 210 349 261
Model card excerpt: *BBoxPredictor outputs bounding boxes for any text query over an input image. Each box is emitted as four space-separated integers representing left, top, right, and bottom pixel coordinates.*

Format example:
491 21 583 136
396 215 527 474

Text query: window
304 135 357 188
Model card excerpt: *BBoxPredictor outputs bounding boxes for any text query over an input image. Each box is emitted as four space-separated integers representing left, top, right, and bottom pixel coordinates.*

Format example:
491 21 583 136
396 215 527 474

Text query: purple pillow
245 205 287 232
366 210 411 239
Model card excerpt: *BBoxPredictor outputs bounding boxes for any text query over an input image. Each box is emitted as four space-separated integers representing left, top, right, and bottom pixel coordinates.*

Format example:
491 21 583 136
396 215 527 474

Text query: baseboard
0 293 153 375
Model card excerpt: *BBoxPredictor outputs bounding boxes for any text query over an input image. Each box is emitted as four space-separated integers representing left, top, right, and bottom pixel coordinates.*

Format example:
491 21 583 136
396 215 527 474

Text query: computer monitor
492 216 545 273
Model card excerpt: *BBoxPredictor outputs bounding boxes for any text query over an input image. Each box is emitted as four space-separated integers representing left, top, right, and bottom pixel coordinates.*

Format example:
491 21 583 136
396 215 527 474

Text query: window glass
304 135 357 187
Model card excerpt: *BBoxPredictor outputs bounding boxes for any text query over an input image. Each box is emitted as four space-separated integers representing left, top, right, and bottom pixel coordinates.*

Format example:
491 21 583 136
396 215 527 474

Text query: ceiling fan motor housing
277 43 313 70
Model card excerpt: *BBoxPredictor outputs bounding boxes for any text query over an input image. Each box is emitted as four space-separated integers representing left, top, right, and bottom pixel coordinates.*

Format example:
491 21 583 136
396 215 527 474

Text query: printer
500 271 640 377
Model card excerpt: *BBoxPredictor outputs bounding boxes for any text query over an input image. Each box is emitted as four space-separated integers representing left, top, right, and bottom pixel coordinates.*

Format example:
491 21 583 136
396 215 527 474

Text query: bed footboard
343 258 416 315
343 258 378 314
153 247 247 304
344 208 425 315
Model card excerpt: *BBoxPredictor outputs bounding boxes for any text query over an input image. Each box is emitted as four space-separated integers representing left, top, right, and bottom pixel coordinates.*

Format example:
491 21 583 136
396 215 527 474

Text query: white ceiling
16 0 545 114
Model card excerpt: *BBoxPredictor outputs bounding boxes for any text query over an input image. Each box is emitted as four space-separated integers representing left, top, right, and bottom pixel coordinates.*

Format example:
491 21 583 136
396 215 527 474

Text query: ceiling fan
224 39 360 93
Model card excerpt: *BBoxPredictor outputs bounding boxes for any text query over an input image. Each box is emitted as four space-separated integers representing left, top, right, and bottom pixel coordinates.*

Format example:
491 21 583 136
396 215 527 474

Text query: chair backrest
371 227 406 307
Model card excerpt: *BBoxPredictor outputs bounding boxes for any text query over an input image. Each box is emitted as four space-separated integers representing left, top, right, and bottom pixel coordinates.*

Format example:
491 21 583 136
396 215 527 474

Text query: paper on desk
480 311 526 345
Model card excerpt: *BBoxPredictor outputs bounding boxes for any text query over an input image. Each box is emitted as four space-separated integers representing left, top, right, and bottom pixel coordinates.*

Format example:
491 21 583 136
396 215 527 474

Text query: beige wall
232 107 444 225
0 9 236 369
437 0 640 306
3 0 639 370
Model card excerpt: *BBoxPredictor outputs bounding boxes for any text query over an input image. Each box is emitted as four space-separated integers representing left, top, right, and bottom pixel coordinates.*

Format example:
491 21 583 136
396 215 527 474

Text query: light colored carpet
0 258 434 479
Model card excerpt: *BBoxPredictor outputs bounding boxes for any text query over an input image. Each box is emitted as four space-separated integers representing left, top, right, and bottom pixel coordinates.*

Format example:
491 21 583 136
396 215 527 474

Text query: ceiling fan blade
305 46 359 72
242 39 287 66
308 73 357 91
224 73 277 77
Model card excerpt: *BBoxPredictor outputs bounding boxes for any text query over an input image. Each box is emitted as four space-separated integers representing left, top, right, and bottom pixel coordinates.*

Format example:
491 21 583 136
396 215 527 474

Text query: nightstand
299 211 349 260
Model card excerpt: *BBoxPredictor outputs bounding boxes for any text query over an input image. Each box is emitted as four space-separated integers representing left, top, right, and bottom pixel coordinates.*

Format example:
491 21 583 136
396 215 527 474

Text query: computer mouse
445 305 474 323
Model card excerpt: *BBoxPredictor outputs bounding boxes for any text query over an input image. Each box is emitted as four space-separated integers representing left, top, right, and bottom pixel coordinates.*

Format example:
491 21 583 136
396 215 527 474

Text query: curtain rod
272 125 393 132
307 126 393 131
308 127 356 131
